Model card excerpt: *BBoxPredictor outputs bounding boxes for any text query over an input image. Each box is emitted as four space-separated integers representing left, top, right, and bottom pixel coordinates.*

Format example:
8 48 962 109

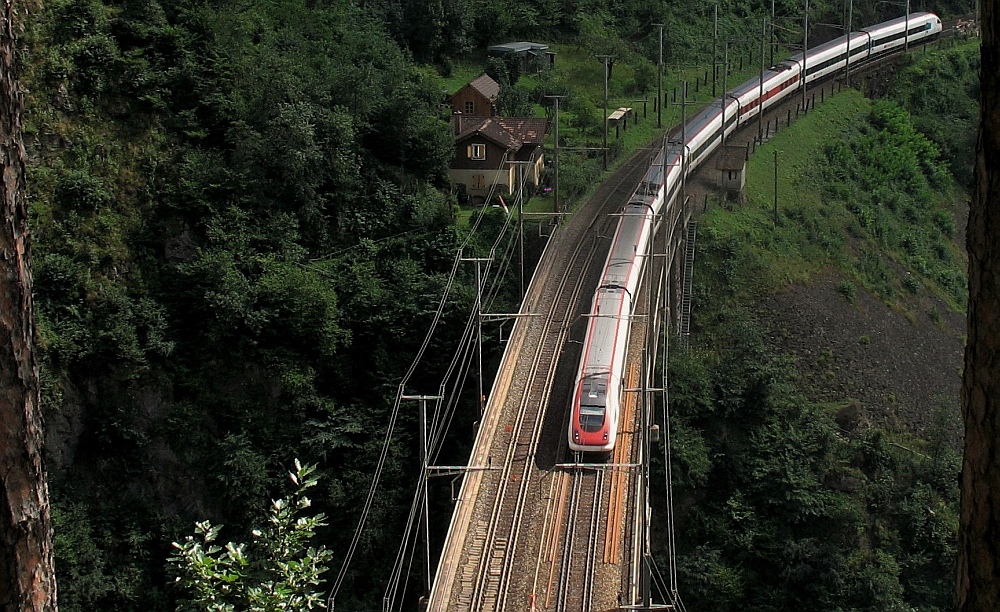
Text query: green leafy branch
169 460 332 611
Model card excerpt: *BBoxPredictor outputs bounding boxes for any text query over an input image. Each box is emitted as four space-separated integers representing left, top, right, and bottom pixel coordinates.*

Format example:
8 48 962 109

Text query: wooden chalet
449 73 500 118
450 114 548 204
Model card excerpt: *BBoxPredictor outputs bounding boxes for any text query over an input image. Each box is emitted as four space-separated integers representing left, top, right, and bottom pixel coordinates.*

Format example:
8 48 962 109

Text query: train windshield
579 404 606 432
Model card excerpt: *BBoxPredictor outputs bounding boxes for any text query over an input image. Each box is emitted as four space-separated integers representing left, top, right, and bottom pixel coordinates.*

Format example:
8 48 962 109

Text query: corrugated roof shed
488 41 549 54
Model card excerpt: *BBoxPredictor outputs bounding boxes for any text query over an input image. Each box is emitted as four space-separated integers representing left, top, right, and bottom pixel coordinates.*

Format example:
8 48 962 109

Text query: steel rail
467 166 625 611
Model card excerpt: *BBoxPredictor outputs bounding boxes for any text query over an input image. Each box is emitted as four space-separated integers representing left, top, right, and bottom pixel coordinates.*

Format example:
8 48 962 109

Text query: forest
15 0 978 610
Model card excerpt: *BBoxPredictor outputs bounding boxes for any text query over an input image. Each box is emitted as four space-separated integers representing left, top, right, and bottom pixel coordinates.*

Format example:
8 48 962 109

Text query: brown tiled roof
495 117 548 145
468 73 500 101
456 117 521 151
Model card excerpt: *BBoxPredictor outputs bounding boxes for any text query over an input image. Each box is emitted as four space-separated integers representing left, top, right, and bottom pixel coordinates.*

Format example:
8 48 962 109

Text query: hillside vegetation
17 0 977 609
662 39 976 610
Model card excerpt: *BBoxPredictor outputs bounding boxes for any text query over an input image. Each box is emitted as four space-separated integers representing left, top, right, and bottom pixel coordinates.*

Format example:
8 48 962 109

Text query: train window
579 405 605 433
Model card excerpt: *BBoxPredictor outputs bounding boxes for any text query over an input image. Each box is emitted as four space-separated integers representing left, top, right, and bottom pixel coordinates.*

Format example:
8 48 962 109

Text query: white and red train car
568 12 941 455
569 162 664 453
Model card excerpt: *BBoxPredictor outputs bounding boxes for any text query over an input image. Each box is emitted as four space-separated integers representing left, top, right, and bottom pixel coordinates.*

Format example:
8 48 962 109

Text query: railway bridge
426 131 691 611
419 29 959 612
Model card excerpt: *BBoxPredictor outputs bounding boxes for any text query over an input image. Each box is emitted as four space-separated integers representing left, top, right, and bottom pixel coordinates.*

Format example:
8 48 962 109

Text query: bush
170 460 332 612
837 280 857 303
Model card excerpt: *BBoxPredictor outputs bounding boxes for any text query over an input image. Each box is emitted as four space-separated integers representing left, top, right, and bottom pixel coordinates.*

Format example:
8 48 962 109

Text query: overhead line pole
642 343 652 610
597 54 614 170
771 0 776 65
722 41 729 148
520 166 525 298
802 0 809 111
655 23 664 128
712 3 718 97
642 111 659 612
545 95 566 215
759 17 766 142
460 257 491 416
846 0 853 87
680 81 688 205
401 394 444 603
904 0 910 51
508 159 536 299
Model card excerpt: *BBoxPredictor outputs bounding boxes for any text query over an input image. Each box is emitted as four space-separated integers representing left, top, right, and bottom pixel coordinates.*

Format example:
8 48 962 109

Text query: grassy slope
667 46 973 609
705 86 967 313
707 89 873 290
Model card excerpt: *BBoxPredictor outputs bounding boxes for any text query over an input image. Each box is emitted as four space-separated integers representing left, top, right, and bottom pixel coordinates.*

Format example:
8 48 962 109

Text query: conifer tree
958 1 1000 609
0 1 57 610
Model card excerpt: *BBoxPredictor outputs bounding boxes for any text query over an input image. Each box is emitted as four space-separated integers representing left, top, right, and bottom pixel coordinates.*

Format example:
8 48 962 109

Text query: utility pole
758 17 766 142
597 54 614 170
904 0 910 51
545 95 565 214
722 41 729 148
655 23 664 128
401 394 444 601
712 3 718 97
771 0 776 66
846 0 853 87
802 0 809 111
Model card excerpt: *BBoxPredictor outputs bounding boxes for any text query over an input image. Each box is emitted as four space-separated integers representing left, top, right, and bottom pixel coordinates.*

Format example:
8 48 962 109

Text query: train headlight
603 432 608 441
573 430 579 440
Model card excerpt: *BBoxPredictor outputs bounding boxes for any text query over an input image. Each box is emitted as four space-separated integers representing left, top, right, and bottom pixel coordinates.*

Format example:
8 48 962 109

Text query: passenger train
568 12 942 454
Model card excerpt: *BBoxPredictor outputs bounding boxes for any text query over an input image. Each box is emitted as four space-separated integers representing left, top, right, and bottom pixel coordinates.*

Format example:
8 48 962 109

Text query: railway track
466 203 604 612
553 466 603 612
431 27 963 612
438 141 661 611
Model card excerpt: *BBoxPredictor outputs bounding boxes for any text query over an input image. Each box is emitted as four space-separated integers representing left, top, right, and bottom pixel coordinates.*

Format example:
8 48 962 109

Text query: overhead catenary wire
331 146 527 609
330 148 511 603
383 157 535 610
385 228 520 609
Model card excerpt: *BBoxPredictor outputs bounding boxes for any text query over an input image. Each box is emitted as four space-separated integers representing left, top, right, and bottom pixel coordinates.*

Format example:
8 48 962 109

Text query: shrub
170 460 332 612
837 280 857 303
932 209 956 236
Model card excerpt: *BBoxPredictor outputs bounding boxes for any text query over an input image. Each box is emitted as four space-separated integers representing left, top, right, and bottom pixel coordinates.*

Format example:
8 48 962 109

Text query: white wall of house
451 156 544 201
450 167 513 198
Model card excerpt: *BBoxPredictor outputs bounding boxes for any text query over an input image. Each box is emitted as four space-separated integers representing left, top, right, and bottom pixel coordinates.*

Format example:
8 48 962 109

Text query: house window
470 143 486 160
472 175 486 189
465 101 475 114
